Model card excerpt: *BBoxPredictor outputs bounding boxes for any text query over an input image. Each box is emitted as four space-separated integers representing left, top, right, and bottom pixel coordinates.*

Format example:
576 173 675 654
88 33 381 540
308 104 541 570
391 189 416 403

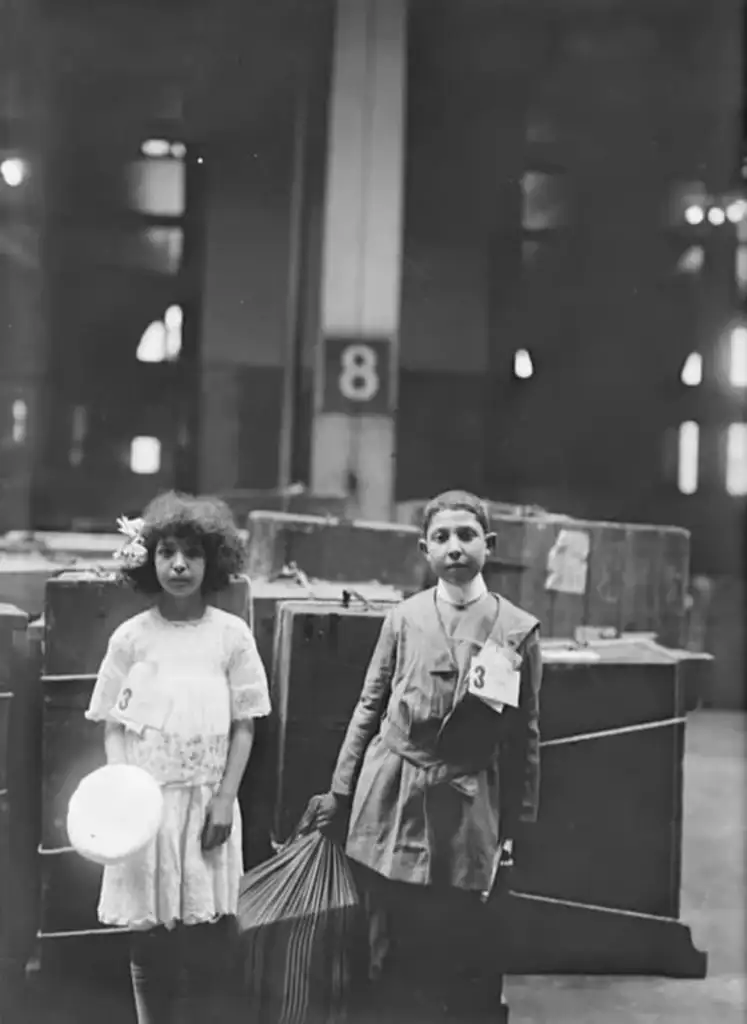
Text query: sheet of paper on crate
545 529 591 595
574 625 619 644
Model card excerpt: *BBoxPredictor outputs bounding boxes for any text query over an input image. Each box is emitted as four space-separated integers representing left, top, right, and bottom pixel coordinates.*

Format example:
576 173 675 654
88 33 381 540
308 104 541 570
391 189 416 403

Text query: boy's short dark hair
421 490 491 536
122 491 245 595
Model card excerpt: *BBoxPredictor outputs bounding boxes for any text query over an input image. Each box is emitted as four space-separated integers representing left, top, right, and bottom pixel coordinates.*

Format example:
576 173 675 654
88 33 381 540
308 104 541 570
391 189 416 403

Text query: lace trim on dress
126 732 229 785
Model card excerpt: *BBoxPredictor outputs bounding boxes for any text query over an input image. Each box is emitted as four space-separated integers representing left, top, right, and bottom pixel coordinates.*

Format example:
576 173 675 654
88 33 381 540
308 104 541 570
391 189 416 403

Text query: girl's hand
201 793 234 852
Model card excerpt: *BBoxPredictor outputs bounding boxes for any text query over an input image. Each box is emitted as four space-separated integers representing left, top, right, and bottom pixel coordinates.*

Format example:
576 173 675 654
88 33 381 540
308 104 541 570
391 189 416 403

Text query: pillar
310 0 407 521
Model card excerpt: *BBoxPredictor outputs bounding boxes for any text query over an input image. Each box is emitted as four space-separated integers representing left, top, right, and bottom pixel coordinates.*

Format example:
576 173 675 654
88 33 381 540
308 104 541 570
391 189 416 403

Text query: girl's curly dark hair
121 491 245 595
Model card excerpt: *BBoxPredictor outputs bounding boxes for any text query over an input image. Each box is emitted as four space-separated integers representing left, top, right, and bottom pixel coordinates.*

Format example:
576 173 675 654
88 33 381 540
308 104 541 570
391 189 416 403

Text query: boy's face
419 508 495 585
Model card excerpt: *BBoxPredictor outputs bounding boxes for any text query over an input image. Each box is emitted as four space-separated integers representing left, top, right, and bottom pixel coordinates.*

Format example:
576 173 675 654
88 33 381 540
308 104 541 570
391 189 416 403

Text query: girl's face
419 508 495 585
154 536 206 598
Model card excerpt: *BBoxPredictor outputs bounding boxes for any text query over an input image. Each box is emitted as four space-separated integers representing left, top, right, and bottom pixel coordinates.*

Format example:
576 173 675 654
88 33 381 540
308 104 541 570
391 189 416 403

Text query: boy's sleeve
85 625 135 723
499 625 543 833
330 610 398 799
227 620 272 721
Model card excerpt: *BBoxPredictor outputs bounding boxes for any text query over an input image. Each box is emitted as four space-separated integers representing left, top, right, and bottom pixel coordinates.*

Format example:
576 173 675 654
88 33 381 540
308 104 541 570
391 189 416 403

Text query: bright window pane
521 171 569 231
11 399 27 442
1 157 27 188
127 159 185 217
141 139 171 158
726 424 747 495
137 309 182 363
137 322 167 363
730 327 747 387
680 352 702 387
130 436 161 475
141 226 184 274
736 246 747 295
677 246 704 274
677 421 699 494
69 405 87 466
513 349 534 379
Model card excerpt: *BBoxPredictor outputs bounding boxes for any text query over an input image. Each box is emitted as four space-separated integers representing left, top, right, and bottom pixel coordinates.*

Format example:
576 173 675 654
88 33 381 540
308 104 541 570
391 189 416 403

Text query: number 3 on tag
470 664 488 691
117 687 133 712
468 644 521 708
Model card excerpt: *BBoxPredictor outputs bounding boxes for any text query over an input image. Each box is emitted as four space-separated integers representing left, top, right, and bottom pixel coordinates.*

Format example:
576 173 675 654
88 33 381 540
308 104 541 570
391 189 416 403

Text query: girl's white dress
85 605 271 930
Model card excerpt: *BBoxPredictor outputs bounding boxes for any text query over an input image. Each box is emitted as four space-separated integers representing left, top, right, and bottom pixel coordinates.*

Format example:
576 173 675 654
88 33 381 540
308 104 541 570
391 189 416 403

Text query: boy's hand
201 793 233 852
298 792 349 844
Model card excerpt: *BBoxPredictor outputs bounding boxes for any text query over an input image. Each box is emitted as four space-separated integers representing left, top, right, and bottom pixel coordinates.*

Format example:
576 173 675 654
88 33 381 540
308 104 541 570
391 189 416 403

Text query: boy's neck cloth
436 573 488 610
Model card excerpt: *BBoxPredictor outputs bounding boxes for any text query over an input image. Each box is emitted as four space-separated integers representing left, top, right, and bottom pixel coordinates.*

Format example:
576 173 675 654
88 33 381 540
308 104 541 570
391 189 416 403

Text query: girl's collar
436 574 488 610
152 603 211 626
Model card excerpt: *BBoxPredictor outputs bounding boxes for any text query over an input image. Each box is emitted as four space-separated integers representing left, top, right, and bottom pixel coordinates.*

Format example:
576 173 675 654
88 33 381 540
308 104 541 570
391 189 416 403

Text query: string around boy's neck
436 574 488 610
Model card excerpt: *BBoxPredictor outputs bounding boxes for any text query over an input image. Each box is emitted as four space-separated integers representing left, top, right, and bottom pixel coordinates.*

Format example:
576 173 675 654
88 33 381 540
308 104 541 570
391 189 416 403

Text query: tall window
677 421 699 495
521 170 570 232
729 327 747 387
514 166 574 378
680 352 702 387
726 424 747 495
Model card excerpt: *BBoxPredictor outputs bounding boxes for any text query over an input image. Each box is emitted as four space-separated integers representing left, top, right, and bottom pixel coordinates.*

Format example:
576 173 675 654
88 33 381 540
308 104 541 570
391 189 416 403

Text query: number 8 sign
321 336 393 415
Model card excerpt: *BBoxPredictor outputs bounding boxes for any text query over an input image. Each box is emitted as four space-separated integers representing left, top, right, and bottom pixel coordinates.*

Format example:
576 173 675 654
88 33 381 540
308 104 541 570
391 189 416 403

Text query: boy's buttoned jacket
331 588 542 891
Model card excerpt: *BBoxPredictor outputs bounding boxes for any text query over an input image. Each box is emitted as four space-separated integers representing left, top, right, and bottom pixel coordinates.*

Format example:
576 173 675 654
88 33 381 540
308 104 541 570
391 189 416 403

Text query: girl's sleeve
227 621 272 721
85 623 135 723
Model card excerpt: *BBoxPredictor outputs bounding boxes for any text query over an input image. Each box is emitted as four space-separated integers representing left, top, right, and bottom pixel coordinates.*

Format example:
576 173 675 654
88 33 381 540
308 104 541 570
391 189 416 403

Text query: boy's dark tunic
331 586 542 1017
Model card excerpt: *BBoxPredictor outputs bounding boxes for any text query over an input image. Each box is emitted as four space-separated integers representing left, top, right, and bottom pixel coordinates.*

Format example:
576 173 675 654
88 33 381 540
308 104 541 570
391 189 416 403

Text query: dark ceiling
32 0 332 142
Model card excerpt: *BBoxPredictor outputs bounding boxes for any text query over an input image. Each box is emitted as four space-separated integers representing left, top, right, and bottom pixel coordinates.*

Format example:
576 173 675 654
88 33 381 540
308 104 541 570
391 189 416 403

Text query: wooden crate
517 642 689 918
697 574 745 710
0 704 11 957
245 511 426 591
39 668 126 938
219 489 348 521
270 600 397 844
251 579 403 676
500 639 705 977
0 533 119 617
240 582 403 867
0 691 8 798
0 556 73 620
396 500 690 647
0 789 13 1016
1 604 40 985
44 573 251 676
38 846 110 938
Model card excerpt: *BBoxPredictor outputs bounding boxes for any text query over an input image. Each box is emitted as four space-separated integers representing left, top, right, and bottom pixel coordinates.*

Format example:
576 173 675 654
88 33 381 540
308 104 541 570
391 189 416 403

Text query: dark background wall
0 0 743 580
396 0 744 577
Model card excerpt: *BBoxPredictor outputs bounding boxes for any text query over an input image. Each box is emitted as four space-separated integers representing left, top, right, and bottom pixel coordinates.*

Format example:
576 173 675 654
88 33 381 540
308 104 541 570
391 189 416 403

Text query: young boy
309 490 542 1022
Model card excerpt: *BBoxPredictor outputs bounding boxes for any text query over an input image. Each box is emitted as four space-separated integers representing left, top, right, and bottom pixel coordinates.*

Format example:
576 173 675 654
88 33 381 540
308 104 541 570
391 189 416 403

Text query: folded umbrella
238 829 360 1024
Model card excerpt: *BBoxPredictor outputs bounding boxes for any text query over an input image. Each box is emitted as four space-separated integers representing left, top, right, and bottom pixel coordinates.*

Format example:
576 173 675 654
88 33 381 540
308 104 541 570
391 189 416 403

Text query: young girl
308 489 543 1023
85 491 271 1024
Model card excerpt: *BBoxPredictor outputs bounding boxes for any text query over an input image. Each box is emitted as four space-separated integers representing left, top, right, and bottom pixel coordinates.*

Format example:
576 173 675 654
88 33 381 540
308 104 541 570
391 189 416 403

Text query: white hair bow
113 515 148 568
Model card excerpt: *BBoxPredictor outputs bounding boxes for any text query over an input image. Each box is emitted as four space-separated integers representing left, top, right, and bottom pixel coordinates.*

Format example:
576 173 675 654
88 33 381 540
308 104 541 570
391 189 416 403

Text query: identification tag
467 640 521 713
109 663 171 735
